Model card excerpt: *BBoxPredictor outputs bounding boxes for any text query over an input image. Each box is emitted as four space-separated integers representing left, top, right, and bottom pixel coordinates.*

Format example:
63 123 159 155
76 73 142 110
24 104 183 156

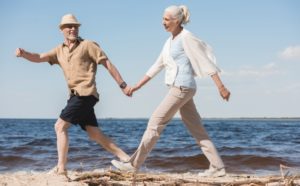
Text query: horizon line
0 117 299 120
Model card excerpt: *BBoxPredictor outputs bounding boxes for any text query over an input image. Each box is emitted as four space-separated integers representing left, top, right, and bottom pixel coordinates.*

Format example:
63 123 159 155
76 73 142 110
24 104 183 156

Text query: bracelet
119 82 127 89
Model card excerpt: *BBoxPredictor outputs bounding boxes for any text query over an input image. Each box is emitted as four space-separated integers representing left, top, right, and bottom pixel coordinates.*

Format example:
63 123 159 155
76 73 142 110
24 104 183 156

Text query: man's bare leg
54 118 71 173
86 126 130 162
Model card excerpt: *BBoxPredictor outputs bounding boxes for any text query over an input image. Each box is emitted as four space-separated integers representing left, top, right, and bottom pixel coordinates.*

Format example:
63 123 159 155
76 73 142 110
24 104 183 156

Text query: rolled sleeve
87 41 108 65
45 47 59 65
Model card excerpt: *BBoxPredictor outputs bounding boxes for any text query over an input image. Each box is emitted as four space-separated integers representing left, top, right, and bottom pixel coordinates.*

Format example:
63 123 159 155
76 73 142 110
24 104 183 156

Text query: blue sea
0 118 299 175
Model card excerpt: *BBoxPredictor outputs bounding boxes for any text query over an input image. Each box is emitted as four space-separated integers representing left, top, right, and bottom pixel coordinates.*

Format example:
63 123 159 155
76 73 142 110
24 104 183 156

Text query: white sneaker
111 159 136 172
198 167 226 177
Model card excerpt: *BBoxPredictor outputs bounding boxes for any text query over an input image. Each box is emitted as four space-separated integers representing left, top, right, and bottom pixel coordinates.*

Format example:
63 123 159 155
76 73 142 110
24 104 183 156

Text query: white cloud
276 83 300 94
230 63 283 78
279 46 300 61
263 83 300 95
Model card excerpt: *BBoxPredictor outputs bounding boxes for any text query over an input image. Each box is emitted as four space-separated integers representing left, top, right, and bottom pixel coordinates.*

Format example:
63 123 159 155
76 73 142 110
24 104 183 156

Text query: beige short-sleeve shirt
46 38 107 99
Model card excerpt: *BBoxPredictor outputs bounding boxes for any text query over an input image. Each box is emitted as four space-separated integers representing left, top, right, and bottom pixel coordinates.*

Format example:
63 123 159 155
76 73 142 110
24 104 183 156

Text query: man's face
61 24 79 41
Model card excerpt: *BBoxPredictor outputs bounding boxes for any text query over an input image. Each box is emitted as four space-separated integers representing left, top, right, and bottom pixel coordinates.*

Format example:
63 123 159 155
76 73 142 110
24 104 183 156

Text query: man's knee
55 118 70 133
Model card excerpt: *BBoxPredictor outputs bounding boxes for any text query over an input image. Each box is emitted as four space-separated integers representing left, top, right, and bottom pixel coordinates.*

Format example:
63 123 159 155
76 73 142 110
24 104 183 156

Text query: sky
0 0 299 119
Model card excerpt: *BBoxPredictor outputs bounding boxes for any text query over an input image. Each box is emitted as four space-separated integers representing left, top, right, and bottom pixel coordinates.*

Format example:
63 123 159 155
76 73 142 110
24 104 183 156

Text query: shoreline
1 168 299 186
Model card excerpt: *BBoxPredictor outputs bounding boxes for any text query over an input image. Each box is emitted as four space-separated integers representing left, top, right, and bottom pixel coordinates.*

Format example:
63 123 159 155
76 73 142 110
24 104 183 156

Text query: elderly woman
112 5 230 177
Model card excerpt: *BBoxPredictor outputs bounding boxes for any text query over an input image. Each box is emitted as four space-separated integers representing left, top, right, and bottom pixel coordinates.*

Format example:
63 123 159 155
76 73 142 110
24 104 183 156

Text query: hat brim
59 23 81 29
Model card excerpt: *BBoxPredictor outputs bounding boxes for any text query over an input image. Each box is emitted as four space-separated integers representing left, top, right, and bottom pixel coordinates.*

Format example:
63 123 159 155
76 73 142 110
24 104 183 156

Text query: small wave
25 138 54 146
0 156 35 171
219 146 272 154
142 154 296 173
222 154 294 173
10 146 32 153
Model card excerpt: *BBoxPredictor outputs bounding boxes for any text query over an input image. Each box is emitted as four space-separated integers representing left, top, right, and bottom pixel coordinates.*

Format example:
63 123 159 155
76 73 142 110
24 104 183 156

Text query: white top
146 29 221 85
170 33 196 89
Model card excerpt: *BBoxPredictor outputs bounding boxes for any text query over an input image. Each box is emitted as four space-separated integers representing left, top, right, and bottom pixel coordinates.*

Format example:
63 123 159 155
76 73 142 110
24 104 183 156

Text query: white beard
68 35 78 41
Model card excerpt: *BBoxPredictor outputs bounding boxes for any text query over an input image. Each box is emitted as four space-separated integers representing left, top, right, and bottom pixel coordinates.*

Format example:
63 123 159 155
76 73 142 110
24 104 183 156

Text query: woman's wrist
218 85 226 91
135 84 142 90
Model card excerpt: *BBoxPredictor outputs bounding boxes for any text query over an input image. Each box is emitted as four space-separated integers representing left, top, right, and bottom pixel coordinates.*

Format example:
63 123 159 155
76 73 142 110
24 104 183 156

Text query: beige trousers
129 86 224 170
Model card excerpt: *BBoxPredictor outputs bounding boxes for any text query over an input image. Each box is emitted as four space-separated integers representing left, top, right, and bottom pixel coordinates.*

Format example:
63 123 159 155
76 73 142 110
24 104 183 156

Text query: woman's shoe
111 160 136 172
198 167 226 177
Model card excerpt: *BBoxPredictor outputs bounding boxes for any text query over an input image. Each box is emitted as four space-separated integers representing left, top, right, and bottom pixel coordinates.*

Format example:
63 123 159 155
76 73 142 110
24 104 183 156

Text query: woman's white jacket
146 29 221 85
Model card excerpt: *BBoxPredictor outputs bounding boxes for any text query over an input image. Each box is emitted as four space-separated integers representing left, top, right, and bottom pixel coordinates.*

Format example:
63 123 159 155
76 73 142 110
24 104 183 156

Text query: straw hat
59 14 81 29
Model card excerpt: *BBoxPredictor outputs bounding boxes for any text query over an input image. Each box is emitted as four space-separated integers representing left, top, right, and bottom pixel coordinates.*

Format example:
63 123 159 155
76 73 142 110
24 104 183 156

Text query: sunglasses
63 24 79 29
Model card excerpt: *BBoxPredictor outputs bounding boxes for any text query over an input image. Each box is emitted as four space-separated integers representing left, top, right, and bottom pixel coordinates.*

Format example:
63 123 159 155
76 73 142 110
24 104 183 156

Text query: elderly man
15 14 130 175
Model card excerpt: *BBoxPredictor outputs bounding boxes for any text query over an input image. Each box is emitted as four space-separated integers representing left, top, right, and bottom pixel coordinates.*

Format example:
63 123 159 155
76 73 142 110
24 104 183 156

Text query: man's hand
15 48 25 57
122 86 132 97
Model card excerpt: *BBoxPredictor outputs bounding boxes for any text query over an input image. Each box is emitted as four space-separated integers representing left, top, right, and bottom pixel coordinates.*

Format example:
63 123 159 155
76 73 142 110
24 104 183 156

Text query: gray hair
164 5 190 25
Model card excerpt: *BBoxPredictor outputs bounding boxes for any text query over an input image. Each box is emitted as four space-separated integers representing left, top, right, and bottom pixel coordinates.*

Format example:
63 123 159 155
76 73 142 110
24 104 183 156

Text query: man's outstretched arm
15 48 49 63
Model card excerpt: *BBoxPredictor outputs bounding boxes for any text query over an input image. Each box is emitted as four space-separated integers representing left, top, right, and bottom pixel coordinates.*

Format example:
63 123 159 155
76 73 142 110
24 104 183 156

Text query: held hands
124 75 149 97
121 84 140 97
120 75 150 97
122 86 132 97
219 86 231 101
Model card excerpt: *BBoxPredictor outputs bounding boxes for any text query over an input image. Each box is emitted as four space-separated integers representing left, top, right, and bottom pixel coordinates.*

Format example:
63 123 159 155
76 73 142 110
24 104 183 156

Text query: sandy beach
1 168 299 186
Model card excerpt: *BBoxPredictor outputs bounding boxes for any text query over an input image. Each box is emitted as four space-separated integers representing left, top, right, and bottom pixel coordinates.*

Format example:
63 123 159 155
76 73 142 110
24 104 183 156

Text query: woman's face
162 12 180 33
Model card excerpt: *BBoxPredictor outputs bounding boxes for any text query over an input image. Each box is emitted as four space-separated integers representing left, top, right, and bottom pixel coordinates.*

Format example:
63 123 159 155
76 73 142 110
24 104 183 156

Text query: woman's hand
219 86 230 101
128 75 151 95
211 73 230 101
129 85 140 95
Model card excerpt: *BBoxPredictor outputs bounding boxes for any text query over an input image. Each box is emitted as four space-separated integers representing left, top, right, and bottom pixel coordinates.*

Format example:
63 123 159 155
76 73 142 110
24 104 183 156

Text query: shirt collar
62 37 83 47
62 37 83 51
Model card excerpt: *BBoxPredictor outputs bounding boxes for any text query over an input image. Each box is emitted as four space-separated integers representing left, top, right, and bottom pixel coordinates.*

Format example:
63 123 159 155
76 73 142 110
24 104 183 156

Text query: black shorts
60 95 99 130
